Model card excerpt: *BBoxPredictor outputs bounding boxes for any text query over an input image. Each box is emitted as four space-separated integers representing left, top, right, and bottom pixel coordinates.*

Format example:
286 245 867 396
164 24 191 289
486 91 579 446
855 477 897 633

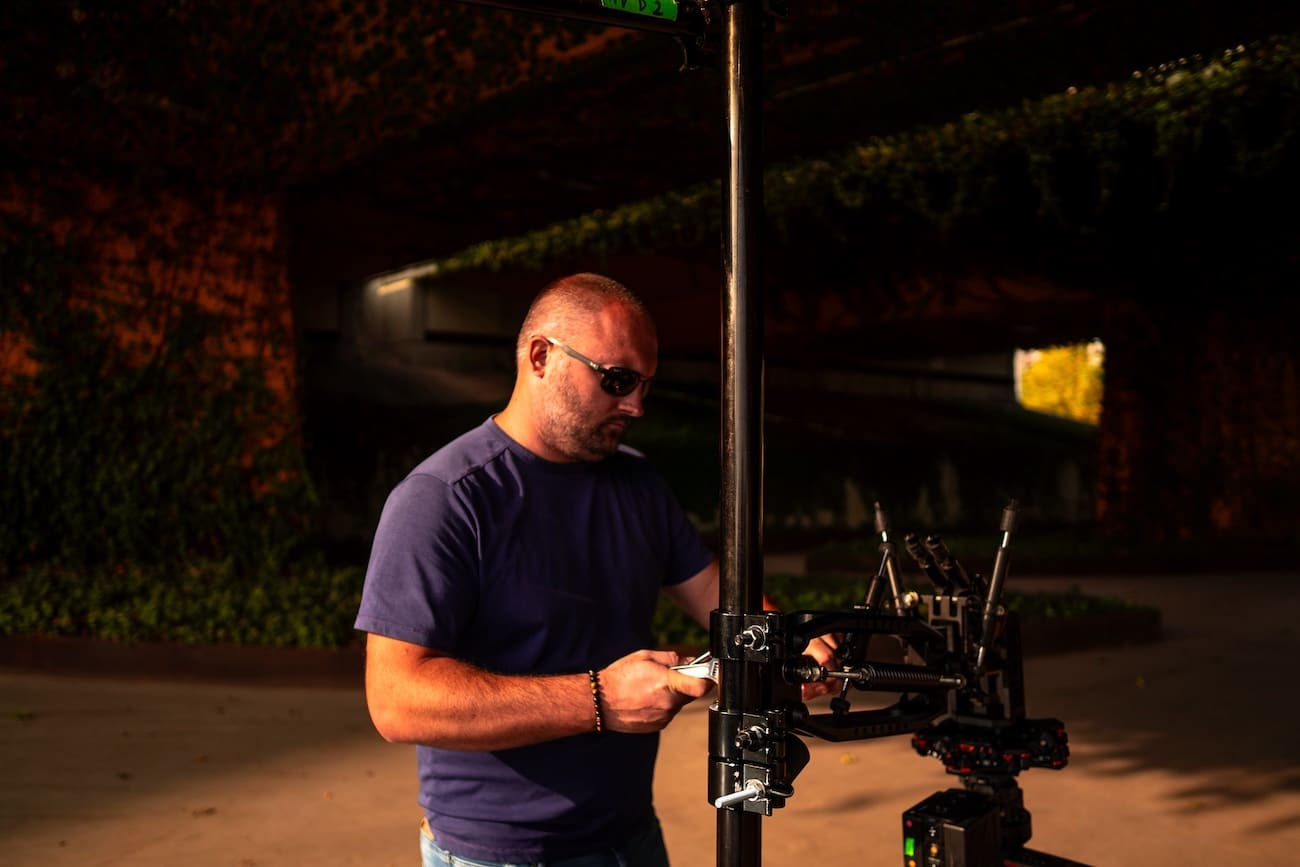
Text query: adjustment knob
735 725 769 751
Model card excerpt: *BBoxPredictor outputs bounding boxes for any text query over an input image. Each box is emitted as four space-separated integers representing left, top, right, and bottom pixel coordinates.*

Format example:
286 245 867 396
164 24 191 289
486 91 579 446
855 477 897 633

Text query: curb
0 636 365 689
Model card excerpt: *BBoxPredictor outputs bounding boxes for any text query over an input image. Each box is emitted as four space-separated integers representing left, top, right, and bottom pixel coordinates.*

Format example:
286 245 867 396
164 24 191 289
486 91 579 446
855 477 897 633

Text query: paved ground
2 571 1299 866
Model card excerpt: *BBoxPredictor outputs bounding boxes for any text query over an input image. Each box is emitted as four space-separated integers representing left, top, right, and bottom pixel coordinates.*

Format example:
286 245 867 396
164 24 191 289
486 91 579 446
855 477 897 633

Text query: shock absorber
785 658 965 692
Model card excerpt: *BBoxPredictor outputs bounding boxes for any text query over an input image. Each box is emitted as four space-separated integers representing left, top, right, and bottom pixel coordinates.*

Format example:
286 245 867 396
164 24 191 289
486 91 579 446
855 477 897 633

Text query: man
356 273 833 867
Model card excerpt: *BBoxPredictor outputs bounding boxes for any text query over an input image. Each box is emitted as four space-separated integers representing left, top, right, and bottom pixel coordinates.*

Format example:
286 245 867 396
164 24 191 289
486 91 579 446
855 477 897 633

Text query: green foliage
0 213 316 577
0 560 1134 651
804 528 1246 574
1001 584 1140 622
0 560 363 648
428 33 1300 286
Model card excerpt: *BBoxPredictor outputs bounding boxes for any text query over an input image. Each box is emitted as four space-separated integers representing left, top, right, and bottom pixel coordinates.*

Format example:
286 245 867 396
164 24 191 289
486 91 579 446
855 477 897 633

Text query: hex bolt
734 625 767 651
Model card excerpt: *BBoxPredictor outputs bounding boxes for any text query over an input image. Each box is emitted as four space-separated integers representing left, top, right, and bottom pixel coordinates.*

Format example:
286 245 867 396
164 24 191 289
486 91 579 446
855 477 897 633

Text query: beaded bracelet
587 669 604 733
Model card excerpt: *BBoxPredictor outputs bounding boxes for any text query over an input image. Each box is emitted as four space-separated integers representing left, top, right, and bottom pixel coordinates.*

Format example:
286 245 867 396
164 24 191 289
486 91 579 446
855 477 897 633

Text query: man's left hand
800 633 840 700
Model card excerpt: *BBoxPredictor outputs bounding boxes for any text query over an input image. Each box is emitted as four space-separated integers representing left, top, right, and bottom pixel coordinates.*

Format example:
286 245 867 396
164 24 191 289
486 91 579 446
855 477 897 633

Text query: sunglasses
545 337 654 397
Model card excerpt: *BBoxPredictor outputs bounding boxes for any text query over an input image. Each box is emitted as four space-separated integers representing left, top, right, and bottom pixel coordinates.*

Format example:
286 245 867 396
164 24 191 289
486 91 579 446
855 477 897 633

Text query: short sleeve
354 472 480 650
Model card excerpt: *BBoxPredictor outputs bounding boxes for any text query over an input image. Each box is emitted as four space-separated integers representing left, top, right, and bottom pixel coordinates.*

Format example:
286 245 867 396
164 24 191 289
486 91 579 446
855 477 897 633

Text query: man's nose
617 385 648 417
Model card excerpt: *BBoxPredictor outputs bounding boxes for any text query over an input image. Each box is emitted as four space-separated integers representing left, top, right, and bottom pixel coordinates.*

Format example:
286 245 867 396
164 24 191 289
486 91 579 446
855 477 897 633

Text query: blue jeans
419 814 670 867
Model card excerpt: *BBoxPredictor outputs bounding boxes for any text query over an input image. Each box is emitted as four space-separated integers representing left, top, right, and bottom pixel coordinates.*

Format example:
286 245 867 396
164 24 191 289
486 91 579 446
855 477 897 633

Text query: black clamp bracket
709 705 805 815
712 610 787 663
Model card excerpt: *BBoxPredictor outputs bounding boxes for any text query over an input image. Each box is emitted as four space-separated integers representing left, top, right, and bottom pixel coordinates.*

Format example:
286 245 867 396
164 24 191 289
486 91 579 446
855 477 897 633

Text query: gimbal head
706 500 1090 867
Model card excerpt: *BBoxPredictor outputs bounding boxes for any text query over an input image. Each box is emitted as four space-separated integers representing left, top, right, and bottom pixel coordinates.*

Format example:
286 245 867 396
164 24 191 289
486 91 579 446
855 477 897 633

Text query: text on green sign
601 0 679 21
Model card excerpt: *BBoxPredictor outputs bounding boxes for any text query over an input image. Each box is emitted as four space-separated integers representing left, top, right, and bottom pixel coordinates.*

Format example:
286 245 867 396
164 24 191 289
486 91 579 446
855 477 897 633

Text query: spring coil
855 663 956 691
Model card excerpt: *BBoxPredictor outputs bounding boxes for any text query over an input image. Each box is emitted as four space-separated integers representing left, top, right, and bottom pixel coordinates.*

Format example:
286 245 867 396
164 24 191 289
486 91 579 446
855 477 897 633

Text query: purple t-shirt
354 417 714 861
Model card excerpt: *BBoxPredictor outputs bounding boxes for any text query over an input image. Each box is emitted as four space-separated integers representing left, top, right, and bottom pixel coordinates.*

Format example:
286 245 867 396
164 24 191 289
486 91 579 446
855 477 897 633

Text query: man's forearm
367 653 596 751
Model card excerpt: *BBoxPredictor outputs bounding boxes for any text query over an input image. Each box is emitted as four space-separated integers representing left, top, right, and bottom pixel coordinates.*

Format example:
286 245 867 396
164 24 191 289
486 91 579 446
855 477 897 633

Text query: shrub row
0 560 361 648
0 564 1146 651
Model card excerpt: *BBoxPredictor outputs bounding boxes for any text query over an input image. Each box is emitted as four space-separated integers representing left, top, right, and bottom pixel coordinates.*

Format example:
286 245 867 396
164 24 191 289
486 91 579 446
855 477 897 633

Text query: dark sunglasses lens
601 369 640 396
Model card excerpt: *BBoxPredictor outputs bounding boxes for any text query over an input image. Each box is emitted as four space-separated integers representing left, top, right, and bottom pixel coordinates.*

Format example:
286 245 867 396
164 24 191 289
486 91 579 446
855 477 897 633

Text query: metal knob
734 624 767 651
714 779 766 809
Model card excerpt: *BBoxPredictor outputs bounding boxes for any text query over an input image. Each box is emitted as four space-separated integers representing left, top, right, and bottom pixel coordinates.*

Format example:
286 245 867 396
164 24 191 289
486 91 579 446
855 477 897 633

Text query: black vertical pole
717 2 764 866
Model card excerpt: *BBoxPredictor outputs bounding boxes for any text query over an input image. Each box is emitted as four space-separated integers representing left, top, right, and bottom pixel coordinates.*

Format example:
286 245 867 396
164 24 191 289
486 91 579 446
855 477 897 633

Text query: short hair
516 273 654 359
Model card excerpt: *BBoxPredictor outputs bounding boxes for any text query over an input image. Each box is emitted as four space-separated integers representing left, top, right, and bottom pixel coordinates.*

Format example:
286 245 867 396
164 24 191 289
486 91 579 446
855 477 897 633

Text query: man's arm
364 633 714 751
661 559 721 628
662 557 833 645
662 558 840 697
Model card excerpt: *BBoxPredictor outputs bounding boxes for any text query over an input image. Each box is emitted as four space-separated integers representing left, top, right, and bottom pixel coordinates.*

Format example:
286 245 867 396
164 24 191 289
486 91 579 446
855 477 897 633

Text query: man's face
537 305 657 462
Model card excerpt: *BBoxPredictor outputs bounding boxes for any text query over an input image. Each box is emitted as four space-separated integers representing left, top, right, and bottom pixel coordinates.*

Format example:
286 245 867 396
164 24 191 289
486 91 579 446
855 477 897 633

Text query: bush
0 562 1145 652
0 559 362 648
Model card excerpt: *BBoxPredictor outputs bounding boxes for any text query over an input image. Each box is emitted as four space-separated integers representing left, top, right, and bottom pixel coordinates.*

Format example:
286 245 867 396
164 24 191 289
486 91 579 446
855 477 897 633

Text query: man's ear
526 336 551 378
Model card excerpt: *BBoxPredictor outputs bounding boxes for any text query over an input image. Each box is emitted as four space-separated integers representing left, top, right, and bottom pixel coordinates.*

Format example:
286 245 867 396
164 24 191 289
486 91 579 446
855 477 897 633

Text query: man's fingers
801 681 834 700
806 635 839 667
667 669 716 699
644 649 682 667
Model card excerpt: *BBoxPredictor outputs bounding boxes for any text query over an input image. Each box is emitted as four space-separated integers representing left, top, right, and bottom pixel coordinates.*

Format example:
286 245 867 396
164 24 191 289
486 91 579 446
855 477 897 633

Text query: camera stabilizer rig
706 501 1091 867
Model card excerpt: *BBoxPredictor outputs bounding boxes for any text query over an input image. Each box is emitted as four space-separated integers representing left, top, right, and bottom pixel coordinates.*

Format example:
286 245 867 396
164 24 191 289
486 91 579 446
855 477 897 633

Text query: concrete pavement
2 572 1299 866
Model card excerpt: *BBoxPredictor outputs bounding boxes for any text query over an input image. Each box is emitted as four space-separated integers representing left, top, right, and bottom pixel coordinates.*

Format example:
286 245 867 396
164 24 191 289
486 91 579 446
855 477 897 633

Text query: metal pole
717 2 765 866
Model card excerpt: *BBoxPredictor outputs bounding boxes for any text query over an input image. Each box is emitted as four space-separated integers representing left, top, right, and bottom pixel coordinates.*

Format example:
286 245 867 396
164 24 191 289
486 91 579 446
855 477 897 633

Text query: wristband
587 669 604 733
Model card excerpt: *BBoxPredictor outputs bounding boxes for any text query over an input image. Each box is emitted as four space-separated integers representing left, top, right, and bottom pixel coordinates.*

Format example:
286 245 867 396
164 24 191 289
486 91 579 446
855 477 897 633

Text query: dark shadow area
298 358 1102 571
1013 574 1300 809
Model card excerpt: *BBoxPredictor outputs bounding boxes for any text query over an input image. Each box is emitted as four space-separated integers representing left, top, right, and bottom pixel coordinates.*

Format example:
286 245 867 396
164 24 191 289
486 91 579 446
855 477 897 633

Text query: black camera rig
436 3 1080 860
706 501 1091 867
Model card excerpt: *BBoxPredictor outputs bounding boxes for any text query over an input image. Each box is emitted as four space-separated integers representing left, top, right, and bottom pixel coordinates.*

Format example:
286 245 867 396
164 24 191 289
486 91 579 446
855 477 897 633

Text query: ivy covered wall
0 169 312 575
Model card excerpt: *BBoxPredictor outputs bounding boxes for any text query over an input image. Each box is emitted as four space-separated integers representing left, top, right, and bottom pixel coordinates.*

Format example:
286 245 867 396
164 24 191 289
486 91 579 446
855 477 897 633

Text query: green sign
600 0 679 22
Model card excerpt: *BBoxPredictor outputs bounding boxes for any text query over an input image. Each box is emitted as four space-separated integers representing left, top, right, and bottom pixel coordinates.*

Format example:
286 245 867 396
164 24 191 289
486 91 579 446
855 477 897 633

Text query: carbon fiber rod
717 2 765 866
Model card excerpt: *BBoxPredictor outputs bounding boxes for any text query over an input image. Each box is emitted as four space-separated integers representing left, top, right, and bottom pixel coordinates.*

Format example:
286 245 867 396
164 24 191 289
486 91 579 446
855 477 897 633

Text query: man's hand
800 633 841 700
599 649 715 734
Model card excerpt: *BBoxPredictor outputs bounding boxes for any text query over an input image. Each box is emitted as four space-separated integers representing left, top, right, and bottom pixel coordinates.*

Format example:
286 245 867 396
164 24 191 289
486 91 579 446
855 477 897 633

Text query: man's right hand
599 649 715 734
